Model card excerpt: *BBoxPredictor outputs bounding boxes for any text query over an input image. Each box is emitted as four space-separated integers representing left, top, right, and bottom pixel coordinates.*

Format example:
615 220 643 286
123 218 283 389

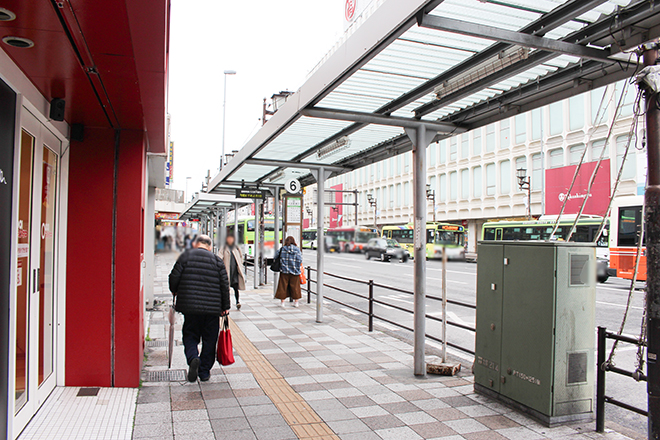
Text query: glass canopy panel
254 117 352 161
231 164 277 183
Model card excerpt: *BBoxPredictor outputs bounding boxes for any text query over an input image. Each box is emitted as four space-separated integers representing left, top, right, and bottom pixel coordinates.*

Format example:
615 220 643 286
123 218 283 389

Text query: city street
303 249 647 436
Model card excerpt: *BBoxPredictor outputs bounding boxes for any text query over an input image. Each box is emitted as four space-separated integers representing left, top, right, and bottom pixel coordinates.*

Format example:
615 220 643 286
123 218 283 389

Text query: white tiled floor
18 387 137 440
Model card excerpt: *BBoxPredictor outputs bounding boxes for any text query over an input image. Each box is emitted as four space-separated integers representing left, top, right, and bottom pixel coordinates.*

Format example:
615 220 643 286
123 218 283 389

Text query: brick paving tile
171 400 206 411
463 431 510 440
427 407 471 421
475 414 521 430
360 414 406 430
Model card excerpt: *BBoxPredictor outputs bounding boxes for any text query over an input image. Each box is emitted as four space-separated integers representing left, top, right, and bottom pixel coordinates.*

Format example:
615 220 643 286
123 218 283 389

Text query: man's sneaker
187 358 200 382
199 373 210 382
237 303 241 310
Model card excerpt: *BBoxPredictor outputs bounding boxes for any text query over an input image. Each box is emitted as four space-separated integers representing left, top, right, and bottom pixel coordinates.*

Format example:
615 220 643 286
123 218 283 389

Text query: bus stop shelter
205 0 660 379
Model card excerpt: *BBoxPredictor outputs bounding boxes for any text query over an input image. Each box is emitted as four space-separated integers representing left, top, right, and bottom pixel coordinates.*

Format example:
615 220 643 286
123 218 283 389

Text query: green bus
481 216 610 282
382 222 466 260
227 217 283 259
302 229 318 250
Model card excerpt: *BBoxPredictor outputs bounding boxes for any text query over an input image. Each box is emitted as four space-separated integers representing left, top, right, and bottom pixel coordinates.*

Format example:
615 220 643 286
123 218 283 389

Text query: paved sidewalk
136 252 635 440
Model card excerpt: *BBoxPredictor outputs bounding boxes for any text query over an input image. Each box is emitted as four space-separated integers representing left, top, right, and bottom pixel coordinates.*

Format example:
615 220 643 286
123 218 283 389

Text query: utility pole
644 42 660 439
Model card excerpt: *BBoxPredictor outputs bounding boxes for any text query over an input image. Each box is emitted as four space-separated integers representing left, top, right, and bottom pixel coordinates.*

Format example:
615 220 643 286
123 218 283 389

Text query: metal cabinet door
500 244 556 416
475 243 504 393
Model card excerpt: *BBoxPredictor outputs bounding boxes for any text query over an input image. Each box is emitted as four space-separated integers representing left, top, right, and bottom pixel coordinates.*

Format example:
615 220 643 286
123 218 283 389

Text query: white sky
168 0 344 196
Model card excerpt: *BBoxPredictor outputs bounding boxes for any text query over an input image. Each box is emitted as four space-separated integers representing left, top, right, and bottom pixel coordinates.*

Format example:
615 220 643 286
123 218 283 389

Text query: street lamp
367 193 378 230
221 69 237 171
516 167 532 220
426 183 436 222
306 206 313 227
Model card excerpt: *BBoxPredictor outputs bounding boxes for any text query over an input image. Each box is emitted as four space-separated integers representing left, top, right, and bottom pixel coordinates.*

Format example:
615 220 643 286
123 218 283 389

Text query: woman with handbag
274 236 303 308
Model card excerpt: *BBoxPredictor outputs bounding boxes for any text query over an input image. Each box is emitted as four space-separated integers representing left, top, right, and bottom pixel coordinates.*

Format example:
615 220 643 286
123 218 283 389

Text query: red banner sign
544 160 611 216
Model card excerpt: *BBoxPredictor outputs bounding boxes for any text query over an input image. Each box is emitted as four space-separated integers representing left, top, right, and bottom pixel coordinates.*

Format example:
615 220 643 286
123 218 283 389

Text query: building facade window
486 124 495 152
591 86 607 124
531 108 542 140
500 160 511 194
404 153 410 173
430 142 437 165
450 137 457 161
532 153 542 190
473 128 482 156
515 114 526 145
396 183 402 207
460 169 469 199
473 166 482 198
591 139 609 161
486 163 495 196
439 140 446 164
404 181 410 206
439 174 446 202
549 101 563 135
569 143 585 165
449 171 457 201
500 119 510 149
616 135 636 179
461 134 469 158
616 80 637 118
388 184 394 207
549 148 563 168
569 95 584 131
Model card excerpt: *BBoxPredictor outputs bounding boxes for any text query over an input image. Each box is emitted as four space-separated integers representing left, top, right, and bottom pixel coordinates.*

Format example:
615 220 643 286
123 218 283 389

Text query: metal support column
233 203 239 243
220 208 227 249
258 198 266 286
312 167 330 323
644 44 660 439
406 125 434 377
273 188 280 296
253 202 259 289
215 209 221 253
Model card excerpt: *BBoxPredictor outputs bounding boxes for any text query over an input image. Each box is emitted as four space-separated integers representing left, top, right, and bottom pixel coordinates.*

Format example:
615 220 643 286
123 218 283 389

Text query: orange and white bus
609 195 646 281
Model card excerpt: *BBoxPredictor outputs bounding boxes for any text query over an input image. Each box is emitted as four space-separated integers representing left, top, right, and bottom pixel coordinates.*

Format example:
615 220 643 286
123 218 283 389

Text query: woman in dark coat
275 236 303 307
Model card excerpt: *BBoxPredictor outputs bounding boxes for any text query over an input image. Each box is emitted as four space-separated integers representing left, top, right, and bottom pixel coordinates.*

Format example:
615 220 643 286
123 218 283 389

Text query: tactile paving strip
230 318 340 440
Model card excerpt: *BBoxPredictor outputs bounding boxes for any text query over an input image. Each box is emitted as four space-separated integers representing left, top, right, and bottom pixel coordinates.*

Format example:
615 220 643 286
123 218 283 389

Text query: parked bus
382 222 466 260
481 215 611 282
609 195 646 281
302 228 318 250
227 217 283 260
326 226 377 253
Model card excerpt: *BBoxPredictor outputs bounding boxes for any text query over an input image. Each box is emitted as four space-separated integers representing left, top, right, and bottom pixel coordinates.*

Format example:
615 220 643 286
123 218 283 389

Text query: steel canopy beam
301 107 466 133
419 15 612 62
244 158 348 173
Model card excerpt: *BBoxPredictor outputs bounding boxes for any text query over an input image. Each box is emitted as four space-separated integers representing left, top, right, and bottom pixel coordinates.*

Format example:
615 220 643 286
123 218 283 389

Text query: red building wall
66 127 145 387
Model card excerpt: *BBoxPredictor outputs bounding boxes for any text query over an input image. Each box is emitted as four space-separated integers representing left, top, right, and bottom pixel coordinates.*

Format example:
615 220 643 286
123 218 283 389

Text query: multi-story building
304 80 647 254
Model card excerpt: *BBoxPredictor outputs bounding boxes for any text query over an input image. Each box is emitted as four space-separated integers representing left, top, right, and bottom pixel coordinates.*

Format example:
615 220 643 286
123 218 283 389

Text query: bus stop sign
285 178 301 194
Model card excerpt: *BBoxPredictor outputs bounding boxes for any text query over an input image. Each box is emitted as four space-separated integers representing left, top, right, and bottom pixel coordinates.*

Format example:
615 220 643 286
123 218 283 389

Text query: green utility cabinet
475 241 596 426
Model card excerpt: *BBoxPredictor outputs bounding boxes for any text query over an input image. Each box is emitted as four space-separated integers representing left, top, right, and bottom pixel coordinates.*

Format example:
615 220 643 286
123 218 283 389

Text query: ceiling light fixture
2 36 34 49
317 136 351 160
0 8 16 21
269 170 286 182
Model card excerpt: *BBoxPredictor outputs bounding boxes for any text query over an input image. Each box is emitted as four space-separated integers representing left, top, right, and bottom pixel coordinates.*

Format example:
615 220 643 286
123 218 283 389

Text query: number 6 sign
285 178 301 194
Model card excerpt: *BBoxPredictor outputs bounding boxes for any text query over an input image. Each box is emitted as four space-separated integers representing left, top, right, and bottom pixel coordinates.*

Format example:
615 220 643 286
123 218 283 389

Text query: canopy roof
210 0 659 192
179 193 251 221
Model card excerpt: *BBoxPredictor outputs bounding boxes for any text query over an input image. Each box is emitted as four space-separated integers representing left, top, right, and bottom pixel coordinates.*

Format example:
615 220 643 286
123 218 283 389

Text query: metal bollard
368 280 374 332
596 326 606 433
307 266 312 304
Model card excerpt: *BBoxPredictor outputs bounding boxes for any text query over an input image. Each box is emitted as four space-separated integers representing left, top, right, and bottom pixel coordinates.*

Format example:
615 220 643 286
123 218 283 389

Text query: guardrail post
596 326 606 433
368 280 374 332
307 266 311 304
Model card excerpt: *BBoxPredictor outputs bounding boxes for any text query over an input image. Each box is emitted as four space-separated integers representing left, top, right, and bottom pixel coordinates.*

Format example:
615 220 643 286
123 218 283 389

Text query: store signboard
545 160 611 216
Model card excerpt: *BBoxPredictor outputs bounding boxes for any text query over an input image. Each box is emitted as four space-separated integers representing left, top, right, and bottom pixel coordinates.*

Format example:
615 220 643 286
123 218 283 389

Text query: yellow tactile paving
230 318 341 440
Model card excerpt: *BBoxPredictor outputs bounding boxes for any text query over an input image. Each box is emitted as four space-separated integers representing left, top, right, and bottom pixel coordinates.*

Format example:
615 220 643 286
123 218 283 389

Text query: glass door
13 110 60 437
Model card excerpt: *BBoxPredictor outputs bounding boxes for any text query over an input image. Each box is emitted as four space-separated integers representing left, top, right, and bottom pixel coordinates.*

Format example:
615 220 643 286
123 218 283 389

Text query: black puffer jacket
169 248 230 315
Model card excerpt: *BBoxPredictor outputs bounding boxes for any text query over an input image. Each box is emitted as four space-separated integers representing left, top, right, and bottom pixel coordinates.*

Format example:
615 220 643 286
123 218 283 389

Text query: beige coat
220 245 246 290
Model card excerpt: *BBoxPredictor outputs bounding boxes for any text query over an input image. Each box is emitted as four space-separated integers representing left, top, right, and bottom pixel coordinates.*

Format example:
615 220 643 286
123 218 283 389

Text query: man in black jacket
169 235 230 382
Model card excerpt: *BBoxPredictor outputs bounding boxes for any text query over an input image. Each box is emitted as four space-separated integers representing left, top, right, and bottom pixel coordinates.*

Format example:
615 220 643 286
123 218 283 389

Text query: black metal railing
305 266 476 355
596 326 648 432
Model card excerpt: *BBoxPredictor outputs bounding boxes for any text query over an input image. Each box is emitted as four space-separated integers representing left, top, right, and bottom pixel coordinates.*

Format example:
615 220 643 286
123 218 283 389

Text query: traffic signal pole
644 43 660 439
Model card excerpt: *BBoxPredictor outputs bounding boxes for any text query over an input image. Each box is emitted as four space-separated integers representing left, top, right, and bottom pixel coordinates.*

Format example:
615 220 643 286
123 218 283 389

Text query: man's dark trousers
182 314 219 378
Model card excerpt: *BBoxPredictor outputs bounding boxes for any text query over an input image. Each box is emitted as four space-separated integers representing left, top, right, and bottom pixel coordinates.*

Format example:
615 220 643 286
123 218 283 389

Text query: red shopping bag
217 315 235 366
300 264 307 285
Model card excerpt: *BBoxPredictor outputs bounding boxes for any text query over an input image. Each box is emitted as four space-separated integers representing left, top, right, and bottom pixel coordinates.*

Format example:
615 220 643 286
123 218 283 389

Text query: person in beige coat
219 235 246 310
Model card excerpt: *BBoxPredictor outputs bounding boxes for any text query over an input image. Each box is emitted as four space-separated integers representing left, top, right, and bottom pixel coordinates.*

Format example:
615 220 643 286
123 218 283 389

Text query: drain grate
144 369 186 382
77 387 100 397
146 340 168 347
